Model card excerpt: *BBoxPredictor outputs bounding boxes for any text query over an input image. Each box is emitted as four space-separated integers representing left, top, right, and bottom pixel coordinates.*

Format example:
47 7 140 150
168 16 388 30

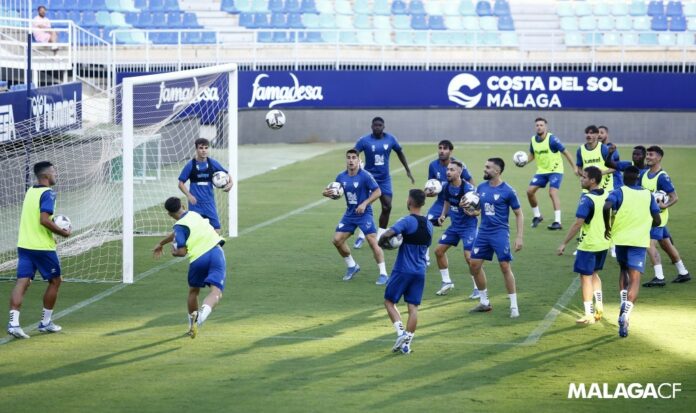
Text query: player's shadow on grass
103 312 188 336
7 336 182 386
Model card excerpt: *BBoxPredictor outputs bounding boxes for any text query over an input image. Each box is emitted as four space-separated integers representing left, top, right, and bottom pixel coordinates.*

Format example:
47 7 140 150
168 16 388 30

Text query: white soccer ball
53 214 71 231
461 191 481 212
513 151 528 167
424 179 443 195
327 181 344 199
652 190 670 204
265 109 286 130
212 171 229 188
384 234 403 250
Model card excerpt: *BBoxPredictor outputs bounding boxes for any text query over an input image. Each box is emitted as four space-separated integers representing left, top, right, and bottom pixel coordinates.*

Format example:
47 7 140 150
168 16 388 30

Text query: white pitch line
521 277 580 346
1 153 432 345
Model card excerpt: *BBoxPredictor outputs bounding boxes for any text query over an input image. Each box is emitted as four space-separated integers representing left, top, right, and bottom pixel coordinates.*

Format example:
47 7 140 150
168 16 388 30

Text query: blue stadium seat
476 0 492 16
411 14 427 30
459 0 477 16
110 11 131 27
462 16 480 30
391 0 407 15
151 31 177 44
493 0 510 16
431 31 450 45
633 15 651 30
339 31 357 43
150 11 166 26
603 32 620 46
392 14 410 29
182 12 202 28
374 30 392 45
96 11 114 27
424 1 442 16
621 32 639 45
498 14 514 30
66 10 81 24
137 11 154 27
373 0 391 16
353 0 370 14
249 0 267 13
134 0 148 9
442 2 459 16
629 0 648 16
639 32 659 44
315 0 334 14
575 1 592 17
335 14 352 29
268 0 283 13
106 0 124 12
235 0 252 12
615 16 632 30
560 16 578 31
182 31 201 44
685 2 696 16
564 32 583 46
77 0 94 12
593 3 610 16
50 0 66 12
651 14 668 30
500 31 517 46
253 12 270 28
669 15 687 31
288 12 304 28
270 12 287 28
301 13 319 28
164 0 180 11
120 0 139 12
578 16 597 31
299 0 317 13
658 32 675 45
444 16 463 30
429 15 446 30
319 13 336 28
409 0 426 16
57 31 69 43
597 16 614 30
93 0 109 12
51 10 66 21
335 0 352 15
272 31 290 42
166 11 183 27
647 0 665 16
257 31 273 42
239 12 254 27
321 31 338 43
666 1 683 17
125 12 139 26
149 0 165 11
675 32 693 45
299 31 322 42
221 0 239 13
611 3 629 16
353 13 371 29
557 2 573 17
201 31 217 44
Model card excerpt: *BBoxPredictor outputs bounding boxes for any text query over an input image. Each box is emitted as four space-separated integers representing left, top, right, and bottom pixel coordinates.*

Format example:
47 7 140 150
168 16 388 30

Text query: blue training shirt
390 215 433 275
441 181 478 230
354 133 402 182
607 185 661 215
178 157 228 205
477 181 521 233
529 134 566 154
35 185 56 214
336 169 380 217
639 169 675 193
428 158 473 205
173 212 192 248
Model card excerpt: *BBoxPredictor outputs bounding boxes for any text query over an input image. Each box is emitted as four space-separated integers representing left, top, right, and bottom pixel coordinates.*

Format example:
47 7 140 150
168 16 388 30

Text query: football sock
480 289 490 306
654 264 665 280
8 310 19 327
583 301 593 316
440 268 452 284
675 260 689 275
393 321 404 337
471 276 478 290
41 308 53 325
188 313 194 329
378 262 387 276
620 289 628 303
198 304 212 325
532 206 541 218
594 290 603 306
508 293 518 310
624 301 634 318
554 210 561 223
344 255 356 268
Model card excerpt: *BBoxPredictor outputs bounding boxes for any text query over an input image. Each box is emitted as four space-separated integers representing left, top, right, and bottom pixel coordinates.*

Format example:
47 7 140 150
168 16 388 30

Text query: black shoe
531 216 543 228
547 222 562 230
642 277 666 287
672 273 692 283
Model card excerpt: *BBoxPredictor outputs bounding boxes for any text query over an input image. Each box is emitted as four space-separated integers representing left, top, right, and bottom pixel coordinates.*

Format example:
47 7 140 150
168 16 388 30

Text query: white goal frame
121 64 238 283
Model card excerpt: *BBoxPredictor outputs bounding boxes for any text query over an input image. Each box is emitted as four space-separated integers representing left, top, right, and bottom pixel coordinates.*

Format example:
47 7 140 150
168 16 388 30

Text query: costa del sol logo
447 73 482 108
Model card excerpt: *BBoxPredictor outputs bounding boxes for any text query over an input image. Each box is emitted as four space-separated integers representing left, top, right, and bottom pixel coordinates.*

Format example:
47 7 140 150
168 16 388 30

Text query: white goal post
121 64 238 284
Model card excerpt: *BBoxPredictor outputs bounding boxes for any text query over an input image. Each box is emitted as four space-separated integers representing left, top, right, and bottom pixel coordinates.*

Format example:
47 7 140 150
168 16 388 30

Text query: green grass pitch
1 143 694 412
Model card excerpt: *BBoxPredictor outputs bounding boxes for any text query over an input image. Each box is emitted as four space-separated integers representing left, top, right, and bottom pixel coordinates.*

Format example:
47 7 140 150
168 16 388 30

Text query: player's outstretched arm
513 208 524 252
153 232 175 259
40 212 71 237
395 149 415 184
557 218 584 255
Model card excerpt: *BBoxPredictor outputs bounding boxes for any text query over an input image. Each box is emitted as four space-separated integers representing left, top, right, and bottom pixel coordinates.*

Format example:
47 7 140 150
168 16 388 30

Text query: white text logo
568 383 682 399
248 73 324 108
31 91 78 133
156 77 220 111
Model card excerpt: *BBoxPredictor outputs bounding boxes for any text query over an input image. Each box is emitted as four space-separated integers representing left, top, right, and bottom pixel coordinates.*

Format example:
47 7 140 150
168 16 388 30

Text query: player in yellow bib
557 167 608 325
640 146 691 287
603 166 661 338
575 125 615 192
525 117 576 230
7 161 71 339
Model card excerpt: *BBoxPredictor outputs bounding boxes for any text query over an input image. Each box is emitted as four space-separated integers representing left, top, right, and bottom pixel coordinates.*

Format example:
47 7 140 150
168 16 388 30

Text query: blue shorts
376 178 392 198
530 173 563 189
615 245 647 273
427 201 445 226
336 213 377 235
470 231 512 262
574 249 608 275
189 202 221 230
650 226 671 241
384 270 425 306
439 226 477 251
188 246 227 291
16 247 61 280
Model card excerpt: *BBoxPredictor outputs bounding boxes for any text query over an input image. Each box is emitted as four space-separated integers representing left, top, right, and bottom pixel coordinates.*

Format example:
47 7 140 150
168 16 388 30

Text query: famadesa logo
156 77 220 111
568 383 682 399
248 73 323 108
447 73 482 108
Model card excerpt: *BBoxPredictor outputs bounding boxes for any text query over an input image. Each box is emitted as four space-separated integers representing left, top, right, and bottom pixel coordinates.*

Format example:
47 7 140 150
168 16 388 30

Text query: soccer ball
265 109 286 130
652 190 670 204
326 182 344 199
461 191 481 212
383 234 403 250
212 171 229 188
513 151 528 167
424 179 443 195
52 215 71 231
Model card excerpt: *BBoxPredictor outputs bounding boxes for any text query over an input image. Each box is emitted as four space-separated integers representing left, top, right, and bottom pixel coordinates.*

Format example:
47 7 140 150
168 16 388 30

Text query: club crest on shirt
436 172 441 179
494 194 500 200
473 248 480 254
371 145 376 152
383 144 389 150
338 223 344 229
342 181 347 187
353 182 359 188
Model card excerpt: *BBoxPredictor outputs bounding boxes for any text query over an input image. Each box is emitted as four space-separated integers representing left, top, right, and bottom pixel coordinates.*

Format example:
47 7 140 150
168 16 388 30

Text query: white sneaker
435 282 454 296
38 321 62 333
7 324 30 339
392 333 409 353
510 308 520 318
468 288 481 300
188 311 198 339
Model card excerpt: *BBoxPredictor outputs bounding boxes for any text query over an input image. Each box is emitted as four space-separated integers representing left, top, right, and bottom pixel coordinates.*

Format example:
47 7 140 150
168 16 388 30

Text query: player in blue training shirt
640 146 691 287
323 149 389 284
603 166 661 338
468 158 524 318
525 117 576 231
425 140 474 224
352 117 415 249
598 126 623 189
432 161 479 299
379 189 433 355
7 161 72 339
153 197 227 338
178 138 233 232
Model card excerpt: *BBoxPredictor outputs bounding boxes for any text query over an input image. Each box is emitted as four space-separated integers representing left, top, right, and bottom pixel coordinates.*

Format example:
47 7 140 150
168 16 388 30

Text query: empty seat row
565 31 694 46
560 15 691 31
47 0 179 12
558 0 695 18
49 10 202 30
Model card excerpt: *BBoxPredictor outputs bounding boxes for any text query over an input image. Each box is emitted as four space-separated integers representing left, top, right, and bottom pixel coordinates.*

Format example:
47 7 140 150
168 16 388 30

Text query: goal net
0 64 238 283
